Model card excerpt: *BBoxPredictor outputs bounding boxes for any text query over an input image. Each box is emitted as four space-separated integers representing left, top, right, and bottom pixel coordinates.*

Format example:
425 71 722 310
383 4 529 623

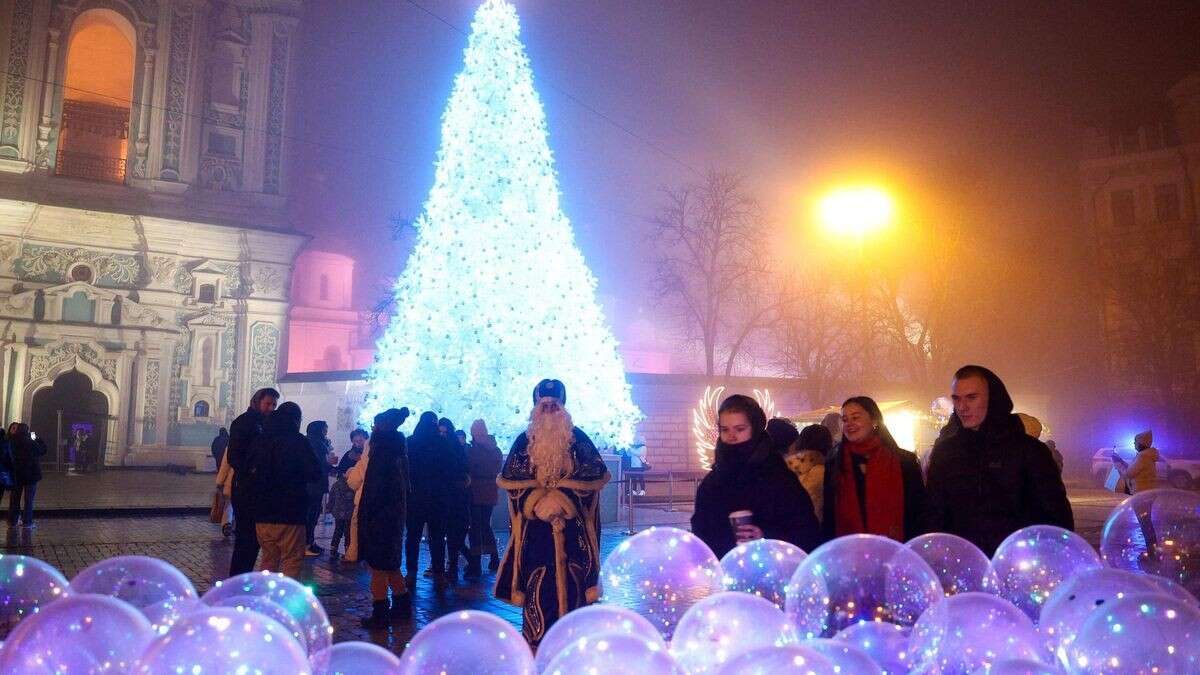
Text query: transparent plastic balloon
400 610 534 675
534 603 664 672
0 554 69 638
670 591 797 674
720 538 808 610
544 633 684 675
1070 592 1200 675
713 644 839 675
210 594 310 652
1099 488 1200 599
785 534 943 638
143 596 200 634
991 525 1102 622
134 606 311 674
834 621 914 674
313 641 401 675
1139 571 1200 608
974 658 1065 675
803 638 884 674
0 593 153 673
1038 567 1164 667
600 527 723 639
202 570 332 658
906 533 999 596
70 555 197 629
909 591 1046 674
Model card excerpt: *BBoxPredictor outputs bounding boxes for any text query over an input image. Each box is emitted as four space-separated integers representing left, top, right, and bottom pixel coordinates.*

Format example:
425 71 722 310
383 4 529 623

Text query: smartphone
30 431 36 440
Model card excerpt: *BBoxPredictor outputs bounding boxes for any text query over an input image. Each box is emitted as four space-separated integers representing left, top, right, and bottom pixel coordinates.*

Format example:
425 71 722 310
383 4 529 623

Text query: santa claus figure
494 379 610 645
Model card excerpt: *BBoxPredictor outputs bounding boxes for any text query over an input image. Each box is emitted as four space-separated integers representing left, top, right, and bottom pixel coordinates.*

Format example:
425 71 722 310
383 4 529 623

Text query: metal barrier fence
617 469 705 535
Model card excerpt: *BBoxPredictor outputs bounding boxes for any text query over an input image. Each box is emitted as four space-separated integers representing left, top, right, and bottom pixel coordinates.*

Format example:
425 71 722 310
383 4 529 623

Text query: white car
1091 447 1198 490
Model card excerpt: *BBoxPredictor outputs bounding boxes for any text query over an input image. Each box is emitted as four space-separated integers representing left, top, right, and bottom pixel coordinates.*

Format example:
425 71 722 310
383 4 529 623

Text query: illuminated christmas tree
362 0 641 447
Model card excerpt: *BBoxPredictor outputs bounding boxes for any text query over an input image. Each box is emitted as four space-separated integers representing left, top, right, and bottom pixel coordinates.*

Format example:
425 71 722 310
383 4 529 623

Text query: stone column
133 40 157 180
34 27 60 169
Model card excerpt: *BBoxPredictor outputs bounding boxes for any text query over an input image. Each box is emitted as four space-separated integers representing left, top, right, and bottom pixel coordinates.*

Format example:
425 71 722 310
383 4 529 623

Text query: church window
319 274 330 301
198 284 217 304
69 264 94 283
56 10 136 183
194 401 210 418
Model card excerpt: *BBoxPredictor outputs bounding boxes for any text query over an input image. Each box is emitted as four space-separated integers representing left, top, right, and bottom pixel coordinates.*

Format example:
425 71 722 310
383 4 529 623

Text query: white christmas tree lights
361 0 641 448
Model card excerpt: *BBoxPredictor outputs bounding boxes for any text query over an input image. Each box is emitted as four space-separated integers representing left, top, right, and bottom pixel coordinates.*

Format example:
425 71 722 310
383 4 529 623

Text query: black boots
360 600 389 629
488 554 500 571
390 593 412 619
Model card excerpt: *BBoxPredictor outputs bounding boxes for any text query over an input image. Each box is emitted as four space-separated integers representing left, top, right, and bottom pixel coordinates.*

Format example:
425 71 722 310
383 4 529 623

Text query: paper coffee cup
729 510 754 530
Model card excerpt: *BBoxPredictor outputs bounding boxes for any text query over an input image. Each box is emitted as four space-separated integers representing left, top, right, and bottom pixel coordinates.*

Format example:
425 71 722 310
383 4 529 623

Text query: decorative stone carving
160 5 196 181
263 22 290 194
200 156 243 190
29 342 119 384
251 264 282 294
13 244 142 287
1 0 34 157
142 359 160 443
249 322 280 391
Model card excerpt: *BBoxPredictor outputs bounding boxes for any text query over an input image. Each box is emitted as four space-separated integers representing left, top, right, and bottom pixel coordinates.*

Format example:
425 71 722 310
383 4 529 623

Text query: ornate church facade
0 0 306 468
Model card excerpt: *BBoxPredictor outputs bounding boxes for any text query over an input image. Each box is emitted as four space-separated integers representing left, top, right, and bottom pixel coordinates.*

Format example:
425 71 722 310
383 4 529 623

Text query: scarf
835 435 906 541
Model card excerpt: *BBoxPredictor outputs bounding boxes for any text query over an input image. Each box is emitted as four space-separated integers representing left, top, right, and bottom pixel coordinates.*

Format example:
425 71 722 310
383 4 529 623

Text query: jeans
256 523 306 578
467 503 498 558
330 518 350 555
7 483 35 526
229 501 260 576
405 499 444 575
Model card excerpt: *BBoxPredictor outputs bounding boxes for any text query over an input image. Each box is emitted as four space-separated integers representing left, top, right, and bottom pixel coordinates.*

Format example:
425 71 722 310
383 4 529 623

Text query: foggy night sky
288 1 1200 388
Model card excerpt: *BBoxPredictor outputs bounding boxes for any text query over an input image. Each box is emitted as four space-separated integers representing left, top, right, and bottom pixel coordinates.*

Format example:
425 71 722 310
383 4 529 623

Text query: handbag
1104 466 1127 494
209 491 227 524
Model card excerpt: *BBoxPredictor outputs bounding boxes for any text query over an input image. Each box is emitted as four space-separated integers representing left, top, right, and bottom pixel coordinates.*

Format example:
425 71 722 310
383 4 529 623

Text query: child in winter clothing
327 473 356 559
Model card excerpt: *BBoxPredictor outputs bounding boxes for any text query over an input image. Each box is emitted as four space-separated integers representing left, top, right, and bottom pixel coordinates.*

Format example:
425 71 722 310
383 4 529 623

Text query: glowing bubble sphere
0 554 69 638
973 658 1065 674
909 591 1045 674
906 533 999 596
210 594 310 651
143 596 199 634
313 641 401 675
400 610 533 675
600 527 723 639
69 555 196 627
1070 593 1200 675
720 538 808 610
1038 567 1165 667
0 593 153 673
785 534 943 638
534 603 664 672
670 591 797 674
134 606 310 674
991 525 1101 622
202 571 332 657
1139 572 1199 608
544 633 684 675
1099 488 1200 599
834 621 914 674
713 645 839 675
803 638 883 674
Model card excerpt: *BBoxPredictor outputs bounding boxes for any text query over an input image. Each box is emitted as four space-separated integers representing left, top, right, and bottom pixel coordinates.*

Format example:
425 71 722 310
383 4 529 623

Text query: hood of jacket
264 405 301 436
940 365 1021 439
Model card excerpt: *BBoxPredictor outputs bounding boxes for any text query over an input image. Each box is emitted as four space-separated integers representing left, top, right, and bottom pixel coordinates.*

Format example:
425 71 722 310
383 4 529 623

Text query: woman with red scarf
821 396 925 542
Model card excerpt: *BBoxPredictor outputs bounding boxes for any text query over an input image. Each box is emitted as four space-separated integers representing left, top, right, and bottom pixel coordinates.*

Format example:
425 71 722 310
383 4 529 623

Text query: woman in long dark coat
356 408 411 628
7 423 45 528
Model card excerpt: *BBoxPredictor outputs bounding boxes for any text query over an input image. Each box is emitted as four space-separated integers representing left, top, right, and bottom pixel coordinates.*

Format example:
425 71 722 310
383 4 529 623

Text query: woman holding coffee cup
821 396 926 542
691 394 821 559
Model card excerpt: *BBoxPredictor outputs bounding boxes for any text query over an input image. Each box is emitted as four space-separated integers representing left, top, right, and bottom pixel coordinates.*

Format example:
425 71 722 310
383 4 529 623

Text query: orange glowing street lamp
816 185 897 239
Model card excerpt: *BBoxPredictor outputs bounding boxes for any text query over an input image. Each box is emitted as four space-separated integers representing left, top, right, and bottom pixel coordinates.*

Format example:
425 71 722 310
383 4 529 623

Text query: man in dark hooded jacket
227 387 278 576
925 365 1073 556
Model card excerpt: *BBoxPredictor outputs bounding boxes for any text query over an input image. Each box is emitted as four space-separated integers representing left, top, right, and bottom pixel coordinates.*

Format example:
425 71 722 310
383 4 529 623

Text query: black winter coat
305 434 332 498
8 435 45 486
925 368 1074 556
358 430 409 571
691 435 822 559
407 432 467 505
821 443 926 543
245 414 323 525
228 407 265 507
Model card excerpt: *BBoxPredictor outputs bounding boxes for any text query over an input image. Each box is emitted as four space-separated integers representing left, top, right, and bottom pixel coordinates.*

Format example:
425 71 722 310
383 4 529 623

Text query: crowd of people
212 386 507 630
691 365 1075 559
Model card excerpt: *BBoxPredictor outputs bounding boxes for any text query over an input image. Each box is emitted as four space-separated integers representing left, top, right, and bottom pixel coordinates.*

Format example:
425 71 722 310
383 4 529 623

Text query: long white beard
527 406 575 485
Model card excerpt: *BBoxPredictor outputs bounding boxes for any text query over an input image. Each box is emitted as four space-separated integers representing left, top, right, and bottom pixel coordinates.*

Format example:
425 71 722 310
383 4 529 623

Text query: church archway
30 370 109 472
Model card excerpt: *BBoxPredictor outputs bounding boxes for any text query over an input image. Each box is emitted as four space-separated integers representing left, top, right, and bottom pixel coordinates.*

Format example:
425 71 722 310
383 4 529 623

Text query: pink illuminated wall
286 250 375 373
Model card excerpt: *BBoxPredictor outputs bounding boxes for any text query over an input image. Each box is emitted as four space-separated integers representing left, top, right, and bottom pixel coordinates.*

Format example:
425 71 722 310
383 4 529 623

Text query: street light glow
817 185 896 237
